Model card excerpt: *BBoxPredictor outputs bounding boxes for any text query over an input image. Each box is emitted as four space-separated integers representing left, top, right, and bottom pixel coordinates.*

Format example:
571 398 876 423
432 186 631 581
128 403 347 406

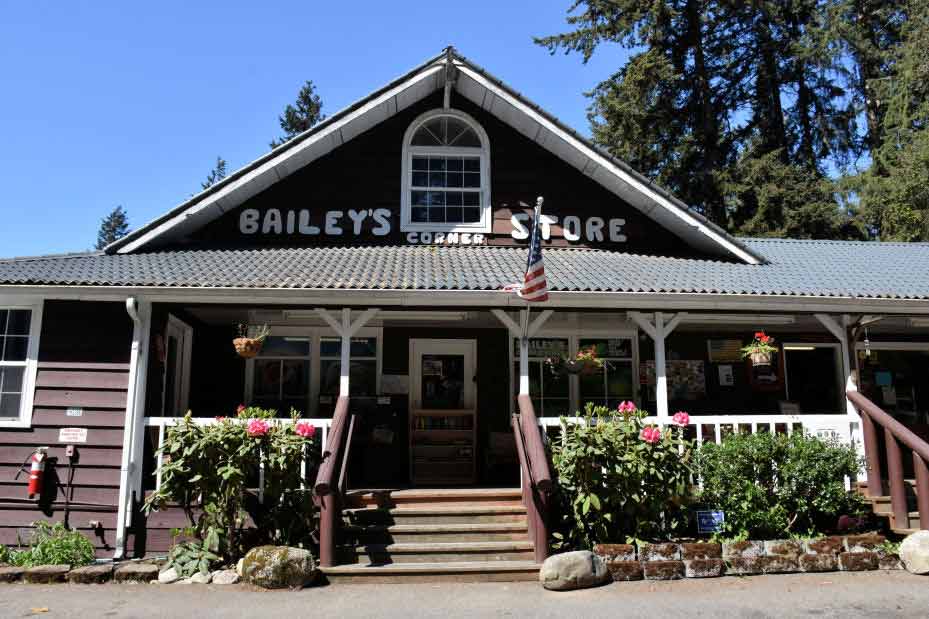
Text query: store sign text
238 208 627 244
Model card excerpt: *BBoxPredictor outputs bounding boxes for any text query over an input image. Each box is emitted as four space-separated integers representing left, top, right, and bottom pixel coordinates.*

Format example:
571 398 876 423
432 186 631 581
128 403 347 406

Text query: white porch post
629 311 684 422
315 307 380 397
115 296 151 559
491 308 553 398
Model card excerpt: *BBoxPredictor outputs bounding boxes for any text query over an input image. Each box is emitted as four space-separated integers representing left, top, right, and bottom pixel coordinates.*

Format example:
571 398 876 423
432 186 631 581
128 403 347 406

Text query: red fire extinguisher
27 447 48 500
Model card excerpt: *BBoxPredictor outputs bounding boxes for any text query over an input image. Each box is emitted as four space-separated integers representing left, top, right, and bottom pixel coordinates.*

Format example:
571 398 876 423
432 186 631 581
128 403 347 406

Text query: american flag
516 197 549 302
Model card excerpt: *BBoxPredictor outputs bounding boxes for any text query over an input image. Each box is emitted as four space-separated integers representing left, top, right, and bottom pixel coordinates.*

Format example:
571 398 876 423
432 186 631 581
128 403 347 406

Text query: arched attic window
401 109 491 233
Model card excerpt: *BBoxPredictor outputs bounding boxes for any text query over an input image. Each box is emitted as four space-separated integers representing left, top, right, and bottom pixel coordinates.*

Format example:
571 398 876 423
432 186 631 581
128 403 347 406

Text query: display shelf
410 409 476 485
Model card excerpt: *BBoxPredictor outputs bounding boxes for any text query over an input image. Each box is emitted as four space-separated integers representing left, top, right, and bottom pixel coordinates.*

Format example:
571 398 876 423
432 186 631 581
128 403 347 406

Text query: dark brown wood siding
0 300 132 557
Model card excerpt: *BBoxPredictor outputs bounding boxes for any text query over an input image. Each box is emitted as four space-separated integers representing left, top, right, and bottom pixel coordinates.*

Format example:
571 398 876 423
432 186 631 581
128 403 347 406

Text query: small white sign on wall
58 427 88 443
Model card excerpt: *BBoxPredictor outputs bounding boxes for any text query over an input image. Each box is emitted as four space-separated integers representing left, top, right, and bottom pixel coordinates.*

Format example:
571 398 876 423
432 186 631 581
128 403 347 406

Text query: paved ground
1 571 927 618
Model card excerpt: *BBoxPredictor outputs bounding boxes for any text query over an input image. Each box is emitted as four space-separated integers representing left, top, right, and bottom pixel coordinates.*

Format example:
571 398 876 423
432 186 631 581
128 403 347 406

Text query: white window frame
400 108 492 234
244 326 382 417
161 314 193 417
0 298 44 429
509 328 639 417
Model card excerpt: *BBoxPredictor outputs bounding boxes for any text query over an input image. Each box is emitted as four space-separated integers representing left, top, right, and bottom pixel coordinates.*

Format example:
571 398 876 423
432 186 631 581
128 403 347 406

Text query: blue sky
0 1 628 257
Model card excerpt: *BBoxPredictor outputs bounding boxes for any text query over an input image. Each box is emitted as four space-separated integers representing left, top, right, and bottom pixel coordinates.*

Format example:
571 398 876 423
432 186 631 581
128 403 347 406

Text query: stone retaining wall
594 534 901 582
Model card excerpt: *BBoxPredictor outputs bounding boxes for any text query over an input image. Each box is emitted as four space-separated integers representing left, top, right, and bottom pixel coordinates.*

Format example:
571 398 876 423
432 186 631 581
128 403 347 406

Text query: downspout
113 296 150 559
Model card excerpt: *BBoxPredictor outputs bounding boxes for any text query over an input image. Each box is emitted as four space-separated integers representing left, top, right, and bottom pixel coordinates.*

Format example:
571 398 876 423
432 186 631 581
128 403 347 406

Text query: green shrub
144 406 321 562
697 431 865 539
551 402 694 547
0 521 95 568
165 536 221 577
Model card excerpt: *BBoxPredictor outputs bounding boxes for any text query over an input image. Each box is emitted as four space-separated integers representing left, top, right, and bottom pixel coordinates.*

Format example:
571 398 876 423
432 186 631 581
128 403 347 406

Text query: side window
577 338 635 409
250 336 311 416
319 337 378 397
513 338 570 417
0 307 41 426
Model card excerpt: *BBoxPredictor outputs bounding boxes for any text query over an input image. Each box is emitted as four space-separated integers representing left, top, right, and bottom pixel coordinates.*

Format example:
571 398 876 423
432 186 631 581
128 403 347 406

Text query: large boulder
539 550 610 591
241 546 318 589
899 530 929 574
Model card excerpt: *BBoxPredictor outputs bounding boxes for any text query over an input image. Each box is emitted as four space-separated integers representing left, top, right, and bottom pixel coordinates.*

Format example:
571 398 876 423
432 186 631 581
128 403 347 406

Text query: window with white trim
0 305 42 426
512 338 571 417
401 109 491 232
577 338 635 409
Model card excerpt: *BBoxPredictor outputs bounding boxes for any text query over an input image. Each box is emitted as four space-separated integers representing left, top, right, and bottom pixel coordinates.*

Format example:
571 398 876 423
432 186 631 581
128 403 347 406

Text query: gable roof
106 47 763 265
3 239 928 305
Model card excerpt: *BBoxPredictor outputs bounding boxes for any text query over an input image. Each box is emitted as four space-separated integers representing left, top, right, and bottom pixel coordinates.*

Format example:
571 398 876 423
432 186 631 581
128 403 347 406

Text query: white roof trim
114 50 759 264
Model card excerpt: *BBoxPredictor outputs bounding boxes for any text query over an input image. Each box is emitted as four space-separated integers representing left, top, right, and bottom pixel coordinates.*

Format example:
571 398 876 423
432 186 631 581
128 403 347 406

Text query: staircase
859 479 925 535
321 488 541 583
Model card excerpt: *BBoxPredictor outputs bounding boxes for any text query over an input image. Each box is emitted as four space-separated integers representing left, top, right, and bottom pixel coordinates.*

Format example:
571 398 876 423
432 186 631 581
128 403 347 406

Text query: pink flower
246 418 270 438
617 401 637 414
672 411 690 427
294 421 316 438
214 416 226 422
236 404 246 414
640 426 662 444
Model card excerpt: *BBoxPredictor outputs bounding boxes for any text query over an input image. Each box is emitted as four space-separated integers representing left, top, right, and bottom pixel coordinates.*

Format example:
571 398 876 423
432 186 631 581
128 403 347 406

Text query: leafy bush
551 402 694 547
144 405 320 562
697 431 865 539
165 534 221 577
0 521 95 567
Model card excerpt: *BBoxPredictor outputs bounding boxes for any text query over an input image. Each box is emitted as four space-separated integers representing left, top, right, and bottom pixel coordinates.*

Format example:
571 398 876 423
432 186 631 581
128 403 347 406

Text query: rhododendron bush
551 402 694 548
144 405 321 561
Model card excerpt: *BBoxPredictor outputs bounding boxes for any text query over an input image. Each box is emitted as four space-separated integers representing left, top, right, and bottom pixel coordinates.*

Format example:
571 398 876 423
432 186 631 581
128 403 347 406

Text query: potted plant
741 331 777 367
233 323 270 359
545 346 606 376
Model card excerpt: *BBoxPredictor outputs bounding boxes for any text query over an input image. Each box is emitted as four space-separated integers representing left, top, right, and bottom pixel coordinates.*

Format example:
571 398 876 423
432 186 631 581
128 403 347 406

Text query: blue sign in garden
697 510 725 534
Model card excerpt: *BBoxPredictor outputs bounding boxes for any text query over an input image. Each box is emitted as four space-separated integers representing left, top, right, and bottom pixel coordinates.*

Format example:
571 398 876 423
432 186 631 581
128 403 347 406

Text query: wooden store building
1 48 929 580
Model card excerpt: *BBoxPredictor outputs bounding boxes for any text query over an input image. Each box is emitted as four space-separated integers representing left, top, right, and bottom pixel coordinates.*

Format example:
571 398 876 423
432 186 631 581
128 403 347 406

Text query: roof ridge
0 250 103 263
740 237 929 247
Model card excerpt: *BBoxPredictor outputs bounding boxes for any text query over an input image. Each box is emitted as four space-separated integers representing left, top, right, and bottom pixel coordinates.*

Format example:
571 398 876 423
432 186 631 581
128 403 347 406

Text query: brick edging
593 534 902 581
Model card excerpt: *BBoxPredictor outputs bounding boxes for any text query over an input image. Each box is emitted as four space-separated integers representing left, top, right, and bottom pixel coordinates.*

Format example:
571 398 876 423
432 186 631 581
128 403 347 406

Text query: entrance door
409 339 477 485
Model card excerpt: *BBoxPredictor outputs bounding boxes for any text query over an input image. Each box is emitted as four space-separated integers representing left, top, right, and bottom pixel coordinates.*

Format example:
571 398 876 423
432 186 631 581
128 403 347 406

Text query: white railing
538 413 860 447
143 417 333 497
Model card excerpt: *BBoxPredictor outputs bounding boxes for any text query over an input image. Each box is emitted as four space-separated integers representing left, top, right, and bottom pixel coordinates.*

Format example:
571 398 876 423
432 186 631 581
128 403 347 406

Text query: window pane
446 172 463 188
429 171 446 187
259 336 310 357
412 171 428 187
463 172 481 188
411 126 441 146
281 360 308 397
411 190 428 206
411 207 428 223
320 337 340 357
446 192 463 207
0 366 24 394
446 157 463 171
350 360 377 395
446 208 463 223
412 157 429 171
429 157 447 172
462 208 481 223
0 310 6 335
253 360 281 398
463 158 480 172
6 311 30 336
428 207 446 223
462 192 480 206
450 126 481 147
607 363 634 398
544 367 569 397
0 393 21 418
427 191 445 206
2 337 28 362
350 337 377 357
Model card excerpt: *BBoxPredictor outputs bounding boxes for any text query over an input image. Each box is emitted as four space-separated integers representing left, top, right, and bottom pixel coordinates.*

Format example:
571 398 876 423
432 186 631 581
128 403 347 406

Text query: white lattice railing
143 417 333 497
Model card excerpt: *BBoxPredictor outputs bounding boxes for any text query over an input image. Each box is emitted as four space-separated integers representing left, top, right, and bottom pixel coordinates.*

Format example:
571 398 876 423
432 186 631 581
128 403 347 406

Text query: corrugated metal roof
1 239 927 300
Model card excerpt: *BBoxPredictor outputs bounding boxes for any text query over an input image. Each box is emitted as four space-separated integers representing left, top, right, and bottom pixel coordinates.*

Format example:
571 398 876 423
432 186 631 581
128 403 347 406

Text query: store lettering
509 213 626 243
239 208 392 236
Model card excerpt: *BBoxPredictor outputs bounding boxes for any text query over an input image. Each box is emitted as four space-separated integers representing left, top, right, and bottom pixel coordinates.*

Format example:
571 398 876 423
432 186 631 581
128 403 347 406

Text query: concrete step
322 560 541 584
344 522 530 543
344 505 528 526
344 488 523 509
348 541 535 564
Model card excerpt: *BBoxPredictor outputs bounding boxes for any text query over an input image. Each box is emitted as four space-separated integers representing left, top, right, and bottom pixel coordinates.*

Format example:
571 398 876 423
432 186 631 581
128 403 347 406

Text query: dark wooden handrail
847 390 929 530
314 395 351 496
517 394 553 493
314 395 351 568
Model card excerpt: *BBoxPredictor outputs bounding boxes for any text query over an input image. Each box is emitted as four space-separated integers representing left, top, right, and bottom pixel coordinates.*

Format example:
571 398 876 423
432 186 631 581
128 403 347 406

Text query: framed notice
696 510 725 534
707 339 743 363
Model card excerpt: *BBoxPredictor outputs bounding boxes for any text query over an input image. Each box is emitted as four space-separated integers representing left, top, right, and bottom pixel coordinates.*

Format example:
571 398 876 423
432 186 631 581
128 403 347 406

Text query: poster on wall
718 364 735 387
707 339 743 363
640 361 707 400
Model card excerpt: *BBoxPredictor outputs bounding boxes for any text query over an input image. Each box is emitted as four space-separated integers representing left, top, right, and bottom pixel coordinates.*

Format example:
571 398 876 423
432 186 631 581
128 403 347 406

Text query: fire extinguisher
27 447 48 500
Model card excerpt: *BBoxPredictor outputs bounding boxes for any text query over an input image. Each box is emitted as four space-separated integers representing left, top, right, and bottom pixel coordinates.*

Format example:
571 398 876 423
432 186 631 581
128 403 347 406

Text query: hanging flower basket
741 331 777 367
546 346 606 376
233 324 270 359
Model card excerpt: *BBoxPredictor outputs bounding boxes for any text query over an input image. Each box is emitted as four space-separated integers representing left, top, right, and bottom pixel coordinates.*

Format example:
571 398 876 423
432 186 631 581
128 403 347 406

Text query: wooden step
344 505 528 526
344 488 522 509
349 540 535 564
344 522 530 543
322 560 540 584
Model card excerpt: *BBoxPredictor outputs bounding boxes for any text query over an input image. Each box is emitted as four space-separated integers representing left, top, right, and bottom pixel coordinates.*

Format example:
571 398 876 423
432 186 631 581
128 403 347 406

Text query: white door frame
409 338 477 410
162 314 193 417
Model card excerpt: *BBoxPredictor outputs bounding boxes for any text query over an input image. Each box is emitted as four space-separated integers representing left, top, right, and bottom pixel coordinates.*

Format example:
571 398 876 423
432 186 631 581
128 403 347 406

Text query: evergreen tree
95 206 130 250
201 156 227 190
269 80 325 149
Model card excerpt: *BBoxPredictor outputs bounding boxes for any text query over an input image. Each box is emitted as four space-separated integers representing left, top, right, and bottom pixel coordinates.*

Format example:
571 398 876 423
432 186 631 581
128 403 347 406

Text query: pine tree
269 80 325 149
95 206 130 250
201 156 227 190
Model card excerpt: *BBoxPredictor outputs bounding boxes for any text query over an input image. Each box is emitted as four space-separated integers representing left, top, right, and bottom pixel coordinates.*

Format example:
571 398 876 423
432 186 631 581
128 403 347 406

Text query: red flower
214 416 226 422
754 331 765 339
639 426 662 444
246 418 270 438
295 421 316 438
672 411 690 427
236 404 246 413
617 401 637 414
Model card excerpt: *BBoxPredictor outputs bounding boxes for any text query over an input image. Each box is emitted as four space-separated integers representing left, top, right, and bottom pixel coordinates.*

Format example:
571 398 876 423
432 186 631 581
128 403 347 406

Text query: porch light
782 345 816 351
679 314 796 325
